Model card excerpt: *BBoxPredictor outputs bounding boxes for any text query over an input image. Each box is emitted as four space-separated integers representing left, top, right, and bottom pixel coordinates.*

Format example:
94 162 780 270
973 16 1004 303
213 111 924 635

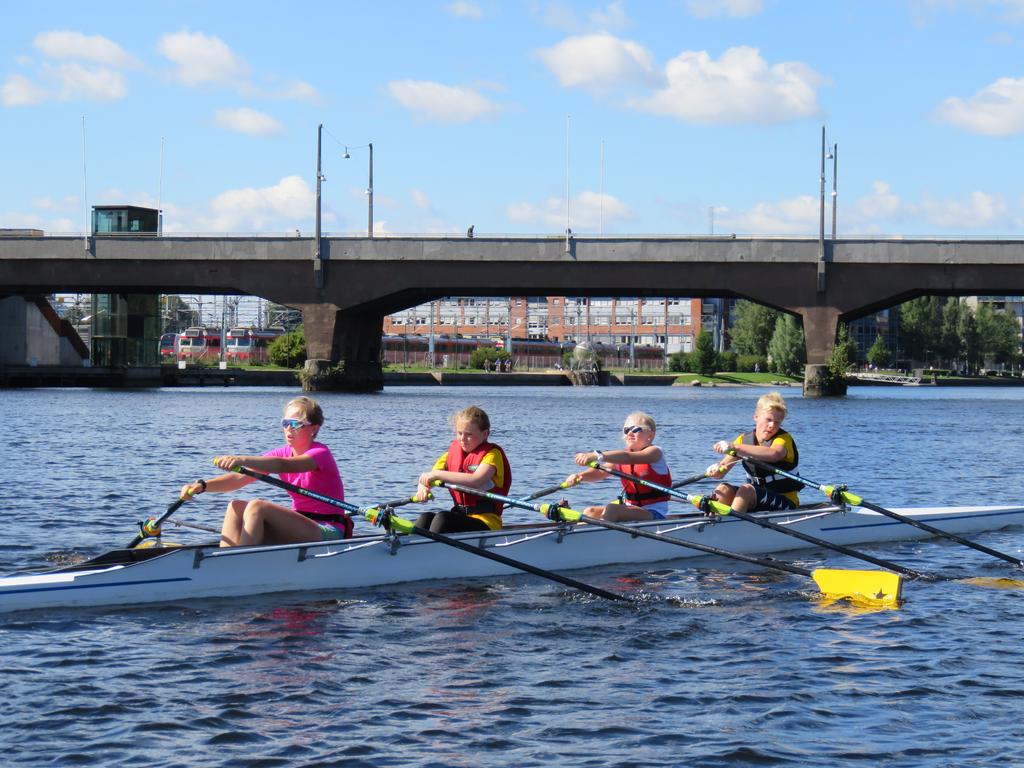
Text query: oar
434 480 902 606
728 451 1024 570
517 478 581 503
673 469 716 489
584 461 929 580
232 467 628 602
127 495 188 549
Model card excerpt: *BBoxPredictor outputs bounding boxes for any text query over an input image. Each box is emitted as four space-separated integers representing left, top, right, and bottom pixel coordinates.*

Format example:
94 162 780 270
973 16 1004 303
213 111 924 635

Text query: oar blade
958 576 1024 590
811 568 903 607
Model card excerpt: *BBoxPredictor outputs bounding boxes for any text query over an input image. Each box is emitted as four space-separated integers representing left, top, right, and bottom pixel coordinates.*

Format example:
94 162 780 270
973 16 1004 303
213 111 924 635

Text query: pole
565 114 571 252
831 143 838 240
315 123 323 287
599 138 604 236
817 125 826 292
818 125 825 256
367 142 374 238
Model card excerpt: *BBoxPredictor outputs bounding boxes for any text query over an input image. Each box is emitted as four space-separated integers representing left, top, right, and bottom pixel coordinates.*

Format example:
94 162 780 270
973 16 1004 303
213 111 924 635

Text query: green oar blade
811 568 903 607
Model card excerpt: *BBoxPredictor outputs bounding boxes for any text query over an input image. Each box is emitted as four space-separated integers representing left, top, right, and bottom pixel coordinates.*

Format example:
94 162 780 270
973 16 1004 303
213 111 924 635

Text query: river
1 385 1022 766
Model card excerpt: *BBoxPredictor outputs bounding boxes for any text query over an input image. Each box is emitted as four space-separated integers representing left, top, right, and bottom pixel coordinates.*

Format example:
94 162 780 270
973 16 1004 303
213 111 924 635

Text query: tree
866 334 891 369
899 296 942 365
767 314 805 376
828 323 858 378
268 326 306 368
977 303 1022 369
959 307 980 374
162 295 199 331
938 298 964 368
729 300 780 356
691 330 718 375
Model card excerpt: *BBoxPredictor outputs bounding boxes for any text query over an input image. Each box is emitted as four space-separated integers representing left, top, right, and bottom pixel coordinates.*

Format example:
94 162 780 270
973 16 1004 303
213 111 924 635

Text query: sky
6 0 1024 239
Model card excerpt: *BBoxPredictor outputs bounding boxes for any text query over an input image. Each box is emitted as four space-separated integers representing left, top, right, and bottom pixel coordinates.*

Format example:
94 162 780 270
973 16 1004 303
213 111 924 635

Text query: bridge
1 234 1022 392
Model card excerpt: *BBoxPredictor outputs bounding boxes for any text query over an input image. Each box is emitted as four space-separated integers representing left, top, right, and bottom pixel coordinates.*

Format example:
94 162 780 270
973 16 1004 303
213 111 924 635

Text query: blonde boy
706 392 802 513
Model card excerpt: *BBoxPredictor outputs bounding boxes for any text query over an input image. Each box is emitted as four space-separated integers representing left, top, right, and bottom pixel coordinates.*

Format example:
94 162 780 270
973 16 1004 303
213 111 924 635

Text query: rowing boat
1 503 1022 612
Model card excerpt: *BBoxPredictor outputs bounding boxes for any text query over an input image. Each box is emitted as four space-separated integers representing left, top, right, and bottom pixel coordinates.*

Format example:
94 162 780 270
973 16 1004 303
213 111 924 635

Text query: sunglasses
622 425 647 435
281 418 312 430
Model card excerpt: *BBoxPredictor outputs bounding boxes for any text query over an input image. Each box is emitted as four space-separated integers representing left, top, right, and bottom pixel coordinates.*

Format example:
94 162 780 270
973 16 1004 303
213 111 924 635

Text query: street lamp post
344 143 374 238
830 143 838 239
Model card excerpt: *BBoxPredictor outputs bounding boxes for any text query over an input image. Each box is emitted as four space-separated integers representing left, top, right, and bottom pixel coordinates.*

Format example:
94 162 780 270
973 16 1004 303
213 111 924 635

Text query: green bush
718 351 737 372
469 347 510 370
668 351 690 372
736 355 767 372
268 327 306 368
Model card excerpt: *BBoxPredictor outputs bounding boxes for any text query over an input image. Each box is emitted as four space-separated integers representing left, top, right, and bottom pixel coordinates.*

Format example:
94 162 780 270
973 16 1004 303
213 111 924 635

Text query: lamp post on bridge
344 143 373 238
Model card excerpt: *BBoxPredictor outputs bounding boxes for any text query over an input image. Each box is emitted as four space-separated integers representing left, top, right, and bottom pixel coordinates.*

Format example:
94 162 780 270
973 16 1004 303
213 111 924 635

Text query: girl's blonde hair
623 411 656 433
286 396 324 426
452 405 490 432
756 392 787 417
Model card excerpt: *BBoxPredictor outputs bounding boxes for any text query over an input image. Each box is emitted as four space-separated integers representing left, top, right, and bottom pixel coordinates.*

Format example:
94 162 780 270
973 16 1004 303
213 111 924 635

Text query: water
1 385 1023 766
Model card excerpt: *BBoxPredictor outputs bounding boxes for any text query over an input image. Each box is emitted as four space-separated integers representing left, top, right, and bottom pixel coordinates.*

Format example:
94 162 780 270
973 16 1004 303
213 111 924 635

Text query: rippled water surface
1 385 1023 766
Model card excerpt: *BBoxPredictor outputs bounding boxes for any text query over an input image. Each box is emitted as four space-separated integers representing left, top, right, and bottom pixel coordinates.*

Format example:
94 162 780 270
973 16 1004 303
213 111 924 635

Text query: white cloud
446 1 484 19
589 1 631 29
2 63 126 105
538 33 658 91
627 45 825 124
277 79 320 102
684 0 764 19
214 107 284 136
918 191 1008 228
506 190 632 230
32 195 80 212
851 181 904 222
34 31 140 68
157 30 249 88
410 189 432 209
1 74 47 106
714 195 818 234
934 76 1024 135
47 62 126 101
387 79 502 123
199 175 313 232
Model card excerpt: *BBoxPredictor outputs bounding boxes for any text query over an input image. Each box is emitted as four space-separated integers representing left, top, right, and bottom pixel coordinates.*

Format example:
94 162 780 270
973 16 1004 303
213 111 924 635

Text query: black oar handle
126 495 187 549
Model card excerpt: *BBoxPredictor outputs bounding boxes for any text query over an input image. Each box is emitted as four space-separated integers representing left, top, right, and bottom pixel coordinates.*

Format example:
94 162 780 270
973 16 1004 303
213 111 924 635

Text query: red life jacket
445 439 512 515
617 458 672 507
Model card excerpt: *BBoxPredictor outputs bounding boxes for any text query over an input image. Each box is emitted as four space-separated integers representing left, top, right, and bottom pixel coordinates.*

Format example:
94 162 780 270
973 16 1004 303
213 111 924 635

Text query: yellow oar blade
958 576 1024 590
811 568 903 607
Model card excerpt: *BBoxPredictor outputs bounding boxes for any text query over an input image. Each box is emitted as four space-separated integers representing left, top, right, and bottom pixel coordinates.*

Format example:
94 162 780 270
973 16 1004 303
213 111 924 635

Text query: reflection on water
1 385 1024 766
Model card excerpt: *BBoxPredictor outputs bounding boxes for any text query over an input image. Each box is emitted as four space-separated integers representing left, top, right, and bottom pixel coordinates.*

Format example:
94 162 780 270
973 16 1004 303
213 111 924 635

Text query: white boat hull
1 504 1022 612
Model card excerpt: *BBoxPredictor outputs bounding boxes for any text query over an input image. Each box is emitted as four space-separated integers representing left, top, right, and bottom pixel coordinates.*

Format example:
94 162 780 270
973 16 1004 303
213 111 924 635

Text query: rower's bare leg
220 498 247 547
731 484 757 514
713 483 737 506
239 499 324 546
601 503 655 523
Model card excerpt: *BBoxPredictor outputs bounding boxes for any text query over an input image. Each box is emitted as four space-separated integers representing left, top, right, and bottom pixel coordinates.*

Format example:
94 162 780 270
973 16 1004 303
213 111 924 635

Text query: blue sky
5 0 1024 238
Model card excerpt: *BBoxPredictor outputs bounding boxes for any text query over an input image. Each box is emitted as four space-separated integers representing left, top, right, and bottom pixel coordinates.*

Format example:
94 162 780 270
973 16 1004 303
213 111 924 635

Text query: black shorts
753 485 797 512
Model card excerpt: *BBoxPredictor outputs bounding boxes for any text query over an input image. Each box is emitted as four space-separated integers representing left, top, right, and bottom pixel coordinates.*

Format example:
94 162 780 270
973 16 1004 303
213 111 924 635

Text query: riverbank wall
1 365 1019 389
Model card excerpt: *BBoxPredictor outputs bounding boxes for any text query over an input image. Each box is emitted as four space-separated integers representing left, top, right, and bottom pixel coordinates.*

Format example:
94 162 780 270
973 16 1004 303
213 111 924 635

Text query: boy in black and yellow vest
706 392 802 513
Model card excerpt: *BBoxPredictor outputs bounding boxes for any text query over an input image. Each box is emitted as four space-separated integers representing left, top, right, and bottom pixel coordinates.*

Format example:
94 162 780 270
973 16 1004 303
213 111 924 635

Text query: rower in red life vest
565 411 672 522
413 405 512 533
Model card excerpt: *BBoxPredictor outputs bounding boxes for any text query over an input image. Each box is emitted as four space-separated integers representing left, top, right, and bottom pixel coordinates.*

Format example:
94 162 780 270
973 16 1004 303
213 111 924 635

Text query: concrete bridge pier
795 305 846 397
297 304 384 392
